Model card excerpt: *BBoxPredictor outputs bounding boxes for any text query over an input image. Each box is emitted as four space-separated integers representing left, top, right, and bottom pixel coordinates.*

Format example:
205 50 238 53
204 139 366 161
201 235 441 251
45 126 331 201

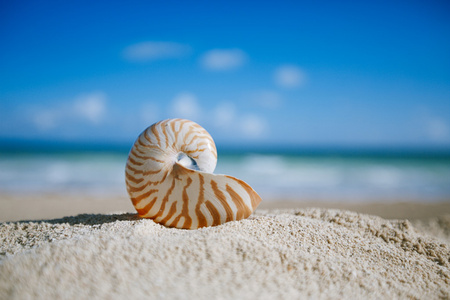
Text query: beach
1 151 450 299
1 193 449 299
2 192 450 222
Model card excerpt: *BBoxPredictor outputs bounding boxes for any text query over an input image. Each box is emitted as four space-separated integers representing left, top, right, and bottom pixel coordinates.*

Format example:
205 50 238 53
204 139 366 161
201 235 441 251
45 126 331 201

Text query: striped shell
125 118 262 229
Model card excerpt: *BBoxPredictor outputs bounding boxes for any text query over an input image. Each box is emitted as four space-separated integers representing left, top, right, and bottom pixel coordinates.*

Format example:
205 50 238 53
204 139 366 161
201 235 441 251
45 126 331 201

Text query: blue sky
1 0 449 149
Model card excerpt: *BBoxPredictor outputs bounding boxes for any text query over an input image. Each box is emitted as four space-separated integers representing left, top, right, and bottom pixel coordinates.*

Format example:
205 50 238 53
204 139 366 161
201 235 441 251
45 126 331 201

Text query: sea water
0 150 449 202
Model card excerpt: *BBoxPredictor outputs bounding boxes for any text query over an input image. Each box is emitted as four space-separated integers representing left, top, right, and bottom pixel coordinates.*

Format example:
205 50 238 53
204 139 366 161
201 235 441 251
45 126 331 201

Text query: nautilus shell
125 118 262 229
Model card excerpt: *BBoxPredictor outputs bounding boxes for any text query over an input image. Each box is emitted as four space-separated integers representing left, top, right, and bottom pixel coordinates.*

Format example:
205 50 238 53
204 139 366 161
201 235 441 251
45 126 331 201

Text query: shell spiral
125 119 262 229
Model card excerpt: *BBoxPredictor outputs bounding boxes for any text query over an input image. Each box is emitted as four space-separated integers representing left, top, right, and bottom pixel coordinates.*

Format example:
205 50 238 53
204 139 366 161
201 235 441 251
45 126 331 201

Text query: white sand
1 208 449 299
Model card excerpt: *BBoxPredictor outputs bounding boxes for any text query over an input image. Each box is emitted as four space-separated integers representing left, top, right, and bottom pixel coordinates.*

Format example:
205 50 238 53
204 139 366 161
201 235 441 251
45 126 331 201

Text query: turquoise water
217 154 450 201
1 151 449 202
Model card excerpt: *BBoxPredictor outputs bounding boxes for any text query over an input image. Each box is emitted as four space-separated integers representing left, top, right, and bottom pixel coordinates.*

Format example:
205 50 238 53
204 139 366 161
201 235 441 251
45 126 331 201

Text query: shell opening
176 152 200 171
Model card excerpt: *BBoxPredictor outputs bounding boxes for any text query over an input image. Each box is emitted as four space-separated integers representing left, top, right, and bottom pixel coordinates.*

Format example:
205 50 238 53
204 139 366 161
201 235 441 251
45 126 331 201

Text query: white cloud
241 114 266 138
123 41 191 62
73 92 107 123
200 48 247 71
213 102 236 128
251 90 282 109
170 92 201 120
274 65 306 88
33 109 58 130
31 91 107 131
428 118 450 142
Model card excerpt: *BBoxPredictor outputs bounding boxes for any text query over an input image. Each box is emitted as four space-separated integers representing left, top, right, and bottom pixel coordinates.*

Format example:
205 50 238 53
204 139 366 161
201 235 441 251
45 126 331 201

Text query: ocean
1 147 450 202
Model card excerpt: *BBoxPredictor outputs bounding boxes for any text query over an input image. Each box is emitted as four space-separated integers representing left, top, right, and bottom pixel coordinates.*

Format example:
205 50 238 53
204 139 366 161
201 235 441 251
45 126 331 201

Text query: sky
1 0 450 150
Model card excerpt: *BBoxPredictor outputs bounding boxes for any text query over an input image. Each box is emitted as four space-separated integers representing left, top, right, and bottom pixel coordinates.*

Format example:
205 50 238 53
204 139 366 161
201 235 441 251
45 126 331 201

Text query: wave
1 153 449 202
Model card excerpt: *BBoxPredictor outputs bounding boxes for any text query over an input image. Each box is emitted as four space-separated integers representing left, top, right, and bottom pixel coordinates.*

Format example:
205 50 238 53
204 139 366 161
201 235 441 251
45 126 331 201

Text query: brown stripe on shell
226 184 252 219
127 164 162 176
125 172 144 184
131 189 158 206
173 119 190 146
128 156 143 166
183 134 214 150
225 175 261 210
159 201 178 225
127 182 149 193
168 177 193 229
143 128 155 145
170 120 178 148
131 148 165 163
205 200 221 226
136 196 158 216
195 173 208 228
161 121 170 149
150 123 162 147
137 135 159 150
210 180 233 222
182 128 197 149
152 178 177 220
